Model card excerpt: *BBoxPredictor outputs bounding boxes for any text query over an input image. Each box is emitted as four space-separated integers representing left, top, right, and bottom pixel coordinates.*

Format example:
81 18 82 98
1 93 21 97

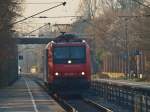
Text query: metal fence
91 80 150 112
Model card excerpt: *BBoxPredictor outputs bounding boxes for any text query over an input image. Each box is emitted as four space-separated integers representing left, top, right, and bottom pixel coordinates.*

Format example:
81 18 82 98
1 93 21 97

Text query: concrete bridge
16 37 53 44
16 36 92 44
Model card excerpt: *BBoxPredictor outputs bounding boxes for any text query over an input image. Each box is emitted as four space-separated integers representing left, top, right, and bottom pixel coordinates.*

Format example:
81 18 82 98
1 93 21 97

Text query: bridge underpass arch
17 37 53 76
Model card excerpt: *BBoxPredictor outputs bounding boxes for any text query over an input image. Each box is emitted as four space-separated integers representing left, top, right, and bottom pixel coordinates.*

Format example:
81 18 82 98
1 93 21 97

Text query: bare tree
72 0 149 74
0 0 24 86
76 0 147 52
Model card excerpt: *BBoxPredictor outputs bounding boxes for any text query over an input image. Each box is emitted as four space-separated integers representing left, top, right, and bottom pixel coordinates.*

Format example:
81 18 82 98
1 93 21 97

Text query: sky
23 0 81 24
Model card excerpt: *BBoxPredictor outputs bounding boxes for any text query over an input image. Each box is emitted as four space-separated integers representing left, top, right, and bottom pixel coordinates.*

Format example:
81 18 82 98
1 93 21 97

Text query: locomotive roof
45 33 88 49
53 34 83 43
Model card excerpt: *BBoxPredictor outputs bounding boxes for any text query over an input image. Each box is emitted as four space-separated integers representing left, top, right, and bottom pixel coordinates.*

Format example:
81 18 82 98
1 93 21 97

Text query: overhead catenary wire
0 2 62 5
25 23 51 36
32 16 82 19
10 2 66 26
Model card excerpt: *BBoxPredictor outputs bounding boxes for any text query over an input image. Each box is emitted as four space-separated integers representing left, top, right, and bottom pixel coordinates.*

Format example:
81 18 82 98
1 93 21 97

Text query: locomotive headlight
81 72 85 75
82 40 86 43
55 72 59 76
51 41 54 43
68 60 72 64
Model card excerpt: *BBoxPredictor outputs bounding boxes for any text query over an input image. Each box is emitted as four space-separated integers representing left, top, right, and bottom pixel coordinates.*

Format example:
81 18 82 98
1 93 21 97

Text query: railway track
64 97 113 112
33 77 113 112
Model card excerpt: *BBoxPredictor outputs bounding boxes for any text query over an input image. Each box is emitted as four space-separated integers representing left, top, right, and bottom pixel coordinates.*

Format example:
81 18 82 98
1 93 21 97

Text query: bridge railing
91 80 150 112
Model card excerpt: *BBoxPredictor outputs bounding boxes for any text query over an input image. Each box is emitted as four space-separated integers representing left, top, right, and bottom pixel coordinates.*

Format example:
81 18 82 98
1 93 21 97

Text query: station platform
0 76 65 112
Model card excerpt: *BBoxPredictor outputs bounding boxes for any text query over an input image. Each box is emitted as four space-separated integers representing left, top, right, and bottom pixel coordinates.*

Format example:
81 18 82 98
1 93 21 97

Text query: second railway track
64 97 112 112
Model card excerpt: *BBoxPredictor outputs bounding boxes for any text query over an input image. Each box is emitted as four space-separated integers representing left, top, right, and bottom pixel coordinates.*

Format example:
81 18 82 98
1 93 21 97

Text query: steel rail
83 98 113 112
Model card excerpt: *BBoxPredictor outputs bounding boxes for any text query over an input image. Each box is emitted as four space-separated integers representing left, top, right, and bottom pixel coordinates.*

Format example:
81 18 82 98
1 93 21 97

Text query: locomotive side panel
47 45 55 84
43 48 48 83
85 44 91 81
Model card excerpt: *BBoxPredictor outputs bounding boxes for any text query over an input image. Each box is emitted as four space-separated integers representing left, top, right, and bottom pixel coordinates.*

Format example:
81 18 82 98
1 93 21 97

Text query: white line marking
23 77 38 112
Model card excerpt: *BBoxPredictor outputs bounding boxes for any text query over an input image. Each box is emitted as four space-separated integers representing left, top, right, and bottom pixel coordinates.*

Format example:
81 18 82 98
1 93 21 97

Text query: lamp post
124 18 130 79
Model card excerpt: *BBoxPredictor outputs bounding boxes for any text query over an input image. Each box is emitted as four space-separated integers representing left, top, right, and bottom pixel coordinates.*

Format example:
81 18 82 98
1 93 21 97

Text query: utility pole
124 18 130 79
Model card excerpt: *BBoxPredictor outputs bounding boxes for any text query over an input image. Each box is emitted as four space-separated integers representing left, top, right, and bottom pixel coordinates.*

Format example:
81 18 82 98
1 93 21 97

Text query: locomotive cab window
53 46 86 64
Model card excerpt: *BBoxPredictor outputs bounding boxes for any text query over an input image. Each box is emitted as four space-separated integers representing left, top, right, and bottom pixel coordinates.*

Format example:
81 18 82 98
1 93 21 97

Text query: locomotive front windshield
53 46 86 64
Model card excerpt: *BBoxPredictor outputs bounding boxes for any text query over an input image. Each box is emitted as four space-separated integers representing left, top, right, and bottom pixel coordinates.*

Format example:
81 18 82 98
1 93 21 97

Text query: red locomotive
43 33 91 92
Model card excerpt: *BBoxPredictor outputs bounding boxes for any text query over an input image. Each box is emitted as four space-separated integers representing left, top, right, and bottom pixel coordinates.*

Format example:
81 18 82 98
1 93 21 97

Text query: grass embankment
92 73 150 83
92 72 124 80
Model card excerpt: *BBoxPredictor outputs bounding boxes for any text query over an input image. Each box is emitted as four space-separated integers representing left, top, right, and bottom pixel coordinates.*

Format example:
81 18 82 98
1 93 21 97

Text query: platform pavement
0 76 65 112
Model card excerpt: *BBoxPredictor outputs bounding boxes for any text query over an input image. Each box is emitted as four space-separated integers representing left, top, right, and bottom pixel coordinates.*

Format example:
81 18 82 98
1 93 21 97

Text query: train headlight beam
68 60 72 64
81 72 85 75
55 72 59 76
